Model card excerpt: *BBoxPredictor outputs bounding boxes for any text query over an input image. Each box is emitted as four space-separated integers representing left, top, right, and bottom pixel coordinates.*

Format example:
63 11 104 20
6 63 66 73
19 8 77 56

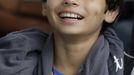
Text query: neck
53 32 99 75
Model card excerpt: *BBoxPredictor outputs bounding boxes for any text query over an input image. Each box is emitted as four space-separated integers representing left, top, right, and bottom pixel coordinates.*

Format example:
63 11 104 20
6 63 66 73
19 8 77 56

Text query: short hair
42 0 123 11
106 0 123 11
42 0 46 3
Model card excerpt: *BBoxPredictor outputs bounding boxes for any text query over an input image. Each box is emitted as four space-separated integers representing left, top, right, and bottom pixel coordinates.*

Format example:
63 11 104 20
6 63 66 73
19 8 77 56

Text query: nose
63 0 78 6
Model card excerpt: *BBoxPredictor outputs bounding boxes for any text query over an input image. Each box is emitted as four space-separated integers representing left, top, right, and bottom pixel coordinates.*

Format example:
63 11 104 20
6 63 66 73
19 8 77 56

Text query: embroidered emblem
113 56 123 72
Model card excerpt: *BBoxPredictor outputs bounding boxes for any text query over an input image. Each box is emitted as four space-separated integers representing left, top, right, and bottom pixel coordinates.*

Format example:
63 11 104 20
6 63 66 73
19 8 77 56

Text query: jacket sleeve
0 28 48 75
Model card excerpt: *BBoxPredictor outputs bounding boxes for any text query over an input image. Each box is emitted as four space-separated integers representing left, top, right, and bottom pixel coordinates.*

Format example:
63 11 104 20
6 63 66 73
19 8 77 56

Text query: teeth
60 12 82 19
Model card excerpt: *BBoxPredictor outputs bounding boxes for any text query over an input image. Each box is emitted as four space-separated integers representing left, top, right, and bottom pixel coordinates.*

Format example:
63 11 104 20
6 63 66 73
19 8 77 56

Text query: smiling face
42 0 118 36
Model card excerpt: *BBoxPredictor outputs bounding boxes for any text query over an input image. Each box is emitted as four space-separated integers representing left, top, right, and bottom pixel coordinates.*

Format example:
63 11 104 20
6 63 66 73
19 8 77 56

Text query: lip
57 10 84 25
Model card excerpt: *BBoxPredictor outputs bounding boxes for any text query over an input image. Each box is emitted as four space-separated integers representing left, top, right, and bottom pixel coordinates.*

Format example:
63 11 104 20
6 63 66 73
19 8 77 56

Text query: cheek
84 10 105 33
85 0 106 15
46 1 60 26
84 1 106 25
46 0 60 14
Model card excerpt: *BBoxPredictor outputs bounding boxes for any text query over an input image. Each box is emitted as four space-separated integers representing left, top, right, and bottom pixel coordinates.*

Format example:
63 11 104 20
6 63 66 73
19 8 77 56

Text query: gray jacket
0 27 124 75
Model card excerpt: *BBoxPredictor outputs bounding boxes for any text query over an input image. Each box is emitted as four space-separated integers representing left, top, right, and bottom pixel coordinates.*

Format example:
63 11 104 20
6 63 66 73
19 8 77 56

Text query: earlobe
42 9 46 16
104 10 119 23
42 4 47 16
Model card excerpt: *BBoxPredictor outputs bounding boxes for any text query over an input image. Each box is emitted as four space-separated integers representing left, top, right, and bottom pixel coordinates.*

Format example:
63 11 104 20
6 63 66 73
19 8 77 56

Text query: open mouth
58 12 84 20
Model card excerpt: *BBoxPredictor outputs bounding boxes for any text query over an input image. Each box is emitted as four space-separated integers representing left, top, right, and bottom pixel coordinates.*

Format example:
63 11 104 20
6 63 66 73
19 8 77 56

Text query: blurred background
0 0 51 37
0 0 134 75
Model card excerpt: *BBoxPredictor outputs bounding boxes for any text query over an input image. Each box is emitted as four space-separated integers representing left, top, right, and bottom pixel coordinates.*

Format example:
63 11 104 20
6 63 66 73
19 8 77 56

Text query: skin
42 0 118 75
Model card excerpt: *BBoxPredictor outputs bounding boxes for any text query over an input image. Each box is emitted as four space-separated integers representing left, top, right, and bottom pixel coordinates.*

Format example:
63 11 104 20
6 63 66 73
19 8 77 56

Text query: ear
104 10 119 23
42 3 47 16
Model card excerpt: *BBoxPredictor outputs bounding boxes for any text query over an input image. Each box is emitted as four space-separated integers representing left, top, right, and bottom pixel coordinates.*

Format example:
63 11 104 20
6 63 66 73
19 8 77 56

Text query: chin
59 29 85 36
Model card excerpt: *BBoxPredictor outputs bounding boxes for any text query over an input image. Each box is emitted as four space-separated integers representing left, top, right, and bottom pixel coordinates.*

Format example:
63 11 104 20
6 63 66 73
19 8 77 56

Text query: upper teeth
60 13 82 18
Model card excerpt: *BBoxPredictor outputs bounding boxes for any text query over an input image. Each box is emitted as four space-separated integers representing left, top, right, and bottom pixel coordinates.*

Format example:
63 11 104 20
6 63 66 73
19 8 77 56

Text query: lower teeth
62 17 80 20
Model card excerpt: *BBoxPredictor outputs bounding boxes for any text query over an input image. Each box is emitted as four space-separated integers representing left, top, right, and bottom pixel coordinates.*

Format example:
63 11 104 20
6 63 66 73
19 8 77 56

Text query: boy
0 0 124 75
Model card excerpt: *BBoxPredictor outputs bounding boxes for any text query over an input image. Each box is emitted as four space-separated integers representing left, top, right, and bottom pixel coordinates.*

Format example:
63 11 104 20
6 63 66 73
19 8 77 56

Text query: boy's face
42 0 118 35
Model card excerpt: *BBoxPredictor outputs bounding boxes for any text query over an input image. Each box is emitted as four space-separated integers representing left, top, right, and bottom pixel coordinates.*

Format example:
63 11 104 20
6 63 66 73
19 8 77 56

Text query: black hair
42 0 46 2
106 0 123 11
102 0 123 31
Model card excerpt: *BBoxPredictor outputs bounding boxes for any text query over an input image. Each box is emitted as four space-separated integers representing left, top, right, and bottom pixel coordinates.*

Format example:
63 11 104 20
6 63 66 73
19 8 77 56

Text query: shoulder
102 27 124 75
0 28 50 50
0 28 51 74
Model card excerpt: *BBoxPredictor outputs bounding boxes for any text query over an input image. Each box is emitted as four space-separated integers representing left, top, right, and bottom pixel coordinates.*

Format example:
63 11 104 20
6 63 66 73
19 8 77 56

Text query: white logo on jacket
113 56 123 72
